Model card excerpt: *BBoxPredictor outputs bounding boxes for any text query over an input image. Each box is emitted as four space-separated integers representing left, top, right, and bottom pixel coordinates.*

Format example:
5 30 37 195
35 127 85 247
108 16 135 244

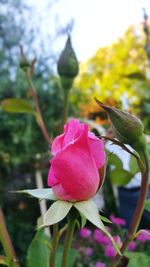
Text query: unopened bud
95 99 146 153
19 45 30 71
57 35 79 90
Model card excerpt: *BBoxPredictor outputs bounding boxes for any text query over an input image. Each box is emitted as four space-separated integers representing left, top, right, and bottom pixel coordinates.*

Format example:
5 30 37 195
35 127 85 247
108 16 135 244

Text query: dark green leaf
1 98 35 114
125 72 146 81
26 229 50 267
110 169 133 185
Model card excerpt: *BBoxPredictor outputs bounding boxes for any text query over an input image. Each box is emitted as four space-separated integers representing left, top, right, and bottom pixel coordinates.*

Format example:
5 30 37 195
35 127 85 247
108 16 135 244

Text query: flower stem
26 69 52 146
61 218 76 267
0 208 20 267
110 149 149 267
61 90 69 132
49 224 59 267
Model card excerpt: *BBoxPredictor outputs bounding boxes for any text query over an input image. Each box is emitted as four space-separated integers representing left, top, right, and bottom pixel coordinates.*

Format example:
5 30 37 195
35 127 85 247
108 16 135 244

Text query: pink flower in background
93 229 104 243
48 119 106 201
110 215 126 226
94 262 106 267
79 227 92 238
105 235 121 258
105 244 116 258
93 229 111 246
84 247 93 256
128 241 136 251
136 230 150 243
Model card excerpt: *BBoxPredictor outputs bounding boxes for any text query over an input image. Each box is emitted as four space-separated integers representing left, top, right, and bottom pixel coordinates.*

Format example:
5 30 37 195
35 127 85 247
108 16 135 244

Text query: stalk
60 90 69 132
61 218 76 267
0 208 20 267
49 224 59 267
110 149 149 267
26 69 52 146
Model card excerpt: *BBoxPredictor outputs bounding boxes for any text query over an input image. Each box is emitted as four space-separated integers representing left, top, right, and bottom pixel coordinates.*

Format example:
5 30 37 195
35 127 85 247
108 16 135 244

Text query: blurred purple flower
128 241 136 251
136 230 150 243
79 227 92 238
105 244 116 258
105 236 121 258
93 229 110 245
84 247 93 256
110 215 126 226
94 262 106 267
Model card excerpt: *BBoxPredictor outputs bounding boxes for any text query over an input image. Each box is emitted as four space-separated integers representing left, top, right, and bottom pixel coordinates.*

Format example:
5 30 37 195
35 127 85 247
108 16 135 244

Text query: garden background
0 0 150 266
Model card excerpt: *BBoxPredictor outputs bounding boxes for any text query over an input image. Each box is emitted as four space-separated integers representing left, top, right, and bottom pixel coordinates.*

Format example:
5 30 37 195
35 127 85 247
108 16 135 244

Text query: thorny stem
49 224 59 267
27 69 52 146
110 149 149 267
0 208 20 267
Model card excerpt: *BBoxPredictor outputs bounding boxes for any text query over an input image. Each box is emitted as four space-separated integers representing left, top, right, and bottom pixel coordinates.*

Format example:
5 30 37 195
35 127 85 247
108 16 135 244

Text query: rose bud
95 99 146 154
57 35 79 91
48 119 106 201
19 45 30 72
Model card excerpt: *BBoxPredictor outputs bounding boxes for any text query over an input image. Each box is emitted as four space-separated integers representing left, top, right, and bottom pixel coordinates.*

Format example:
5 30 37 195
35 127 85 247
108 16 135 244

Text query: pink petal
51 119 80 156
51 124 99 201
48 165 59 186
51 133 65 156
52 184 74 201
88 132 106 169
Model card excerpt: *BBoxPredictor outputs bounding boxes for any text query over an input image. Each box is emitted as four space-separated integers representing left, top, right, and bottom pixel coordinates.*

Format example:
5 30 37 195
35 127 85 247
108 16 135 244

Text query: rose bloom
48 119 106 201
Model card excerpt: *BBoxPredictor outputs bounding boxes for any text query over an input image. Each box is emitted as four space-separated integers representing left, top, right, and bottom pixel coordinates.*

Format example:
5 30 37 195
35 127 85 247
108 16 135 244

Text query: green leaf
42 201 73 227
100 215 112 224
125 252 150 267
129 156 139 174
1 98 35 114
125 72 146 81
16 188 57 200
145 199 150 212
27 229 50 267
110 169 133 185
107 152 123 168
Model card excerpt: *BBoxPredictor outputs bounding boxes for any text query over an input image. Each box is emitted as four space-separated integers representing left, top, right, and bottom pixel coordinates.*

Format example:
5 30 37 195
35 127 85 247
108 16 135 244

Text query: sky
27 0 150 62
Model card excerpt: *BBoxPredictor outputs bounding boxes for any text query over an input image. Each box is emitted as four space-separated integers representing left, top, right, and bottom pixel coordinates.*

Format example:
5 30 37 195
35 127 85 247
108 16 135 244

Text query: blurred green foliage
73 26 150 133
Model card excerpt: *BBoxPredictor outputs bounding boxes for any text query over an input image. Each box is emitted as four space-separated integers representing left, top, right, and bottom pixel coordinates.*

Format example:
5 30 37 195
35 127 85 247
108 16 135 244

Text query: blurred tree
73 26 149 122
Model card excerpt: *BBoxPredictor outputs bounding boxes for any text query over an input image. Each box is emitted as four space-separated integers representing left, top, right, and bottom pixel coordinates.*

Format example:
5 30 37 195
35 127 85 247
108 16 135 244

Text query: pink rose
48 119 106 201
